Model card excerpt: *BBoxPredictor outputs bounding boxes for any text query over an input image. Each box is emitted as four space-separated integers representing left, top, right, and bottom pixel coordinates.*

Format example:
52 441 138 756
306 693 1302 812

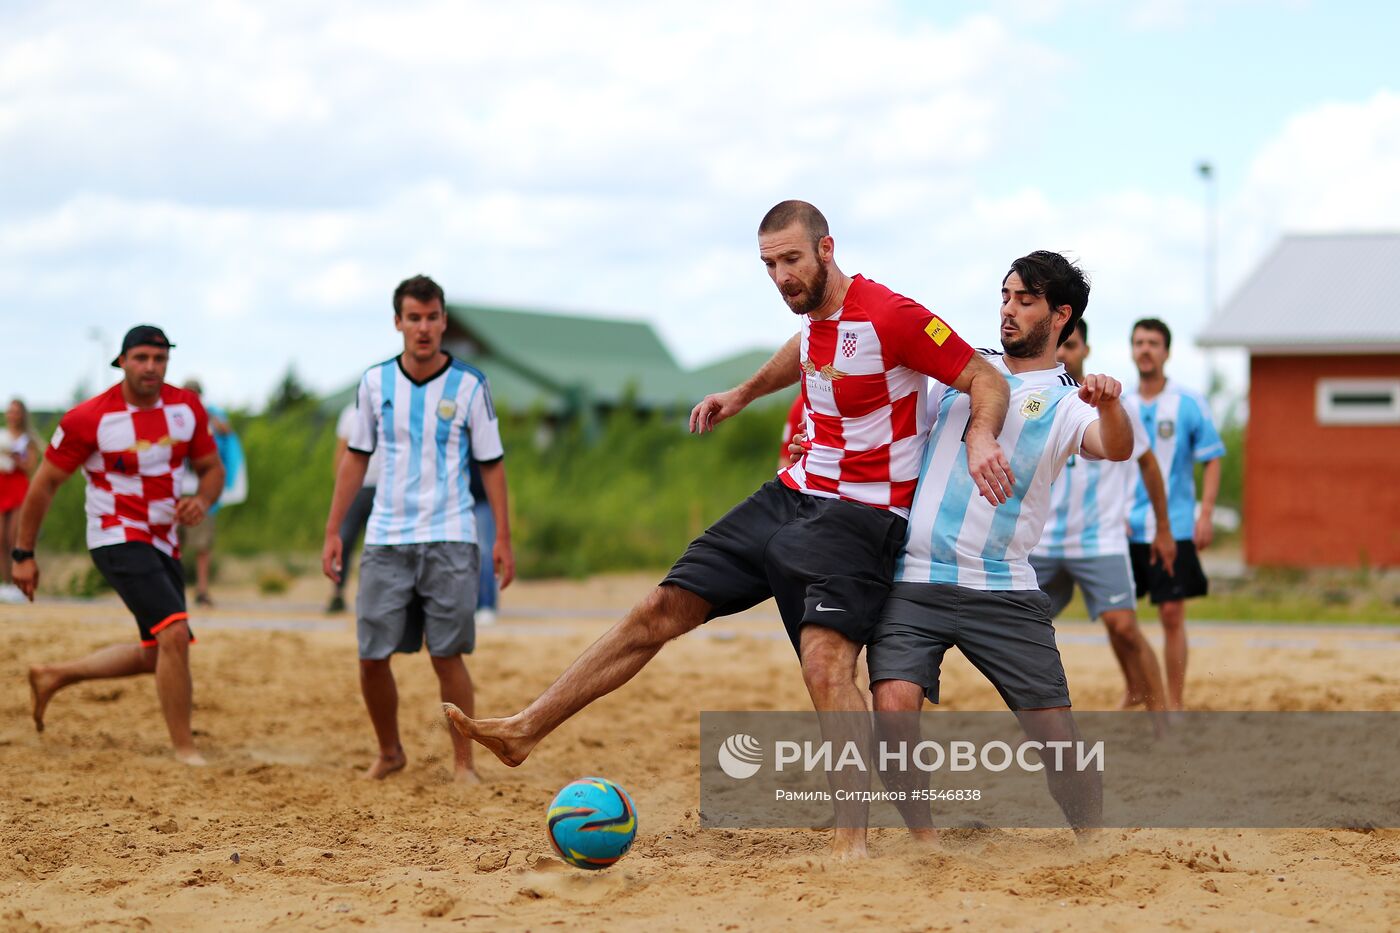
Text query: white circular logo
717 733 763 780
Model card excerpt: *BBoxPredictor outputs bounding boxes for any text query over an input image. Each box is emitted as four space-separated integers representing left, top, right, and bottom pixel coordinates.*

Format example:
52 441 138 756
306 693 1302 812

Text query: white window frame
1315 378 1400 425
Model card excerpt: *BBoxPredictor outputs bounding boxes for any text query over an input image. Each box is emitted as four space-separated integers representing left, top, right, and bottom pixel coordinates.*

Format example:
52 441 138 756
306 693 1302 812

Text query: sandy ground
2 572 1400 932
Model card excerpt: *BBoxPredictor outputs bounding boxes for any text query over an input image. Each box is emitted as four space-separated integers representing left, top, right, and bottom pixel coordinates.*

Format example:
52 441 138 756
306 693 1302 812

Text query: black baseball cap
111 325 175 367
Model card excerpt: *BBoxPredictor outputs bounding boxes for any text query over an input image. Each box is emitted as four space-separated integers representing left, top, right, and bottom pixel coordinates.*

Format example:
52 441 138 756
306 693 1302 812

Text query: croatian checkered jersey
898 353 1100 590
348 355 503 546
1124 382 1225 542
780 274 974 516
1033 403 1150 558
45 383 216 557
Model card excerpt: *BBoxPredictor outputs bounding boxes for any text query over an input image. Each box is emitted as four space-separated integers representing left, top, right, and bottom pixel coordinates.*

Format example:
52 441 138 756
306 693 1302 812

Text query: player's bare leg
872 679 938 846
152 621 204 765
430 654 480 783
798 624 873 859
445 584 710 767
1157 599 1188 711
1016 707 1103 840
360 658 407 778
1104 620 1146 707
1101 609 1168 734
28 642 157 732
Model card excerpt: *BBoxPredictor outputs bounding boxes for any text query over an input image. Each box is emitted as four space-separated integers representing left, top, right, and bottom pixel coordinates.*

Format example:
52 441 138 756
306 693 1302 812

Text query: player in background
1125 319 1225 711
0 398 42 604
1030 319 1174 720
322 275 515 782
325 400 383 614
859 252 1132 839
447 200 1012 859
16 326 224 765
177 379 233 608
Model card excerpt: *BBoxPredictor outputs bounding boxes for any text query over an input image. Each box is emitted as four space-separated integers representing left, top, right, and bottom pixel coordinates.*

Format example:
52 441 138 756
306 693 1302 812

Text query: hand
1194 510 1215 550
966 429 1015 505
493 538 516 590
787 432 812 463
689 389 747 434
321 533 344 583
175 496 209 526
12 557 38 602
1078 374 1123 408
1150 530 1177 576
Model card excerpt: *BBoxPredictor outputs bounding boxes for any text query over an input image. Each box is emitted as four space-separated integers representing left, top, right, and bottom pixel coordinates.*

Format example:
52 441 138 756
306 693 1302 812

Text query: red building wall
1246 354 1400 567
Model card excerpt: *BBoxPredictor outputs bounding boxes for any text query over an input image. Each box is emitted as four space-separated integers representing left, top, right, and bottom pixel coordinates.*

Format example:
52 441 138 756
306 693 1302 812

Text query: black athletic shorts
869 583 1070 710
1129 539 1209 604
662 479 908 653
90 543 195 647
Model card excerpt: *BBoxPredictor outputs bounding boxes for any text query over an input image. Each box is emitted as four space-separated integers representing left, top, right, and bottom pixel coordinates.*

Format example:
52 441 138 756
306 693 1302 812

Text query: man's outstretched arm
689 333 801 434
11 460 75 601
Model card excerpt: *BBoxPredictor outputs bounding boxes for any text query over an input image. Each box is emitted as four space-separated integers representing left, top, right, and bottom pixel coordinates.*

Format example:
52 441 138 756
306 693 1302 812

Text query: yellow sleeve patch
925 316 951 346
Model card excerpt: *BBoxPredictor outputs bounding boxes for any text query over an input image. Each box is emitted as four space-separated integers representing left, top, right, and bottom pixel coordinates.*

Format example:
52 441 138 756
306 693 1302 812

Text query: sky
2 0 1398 411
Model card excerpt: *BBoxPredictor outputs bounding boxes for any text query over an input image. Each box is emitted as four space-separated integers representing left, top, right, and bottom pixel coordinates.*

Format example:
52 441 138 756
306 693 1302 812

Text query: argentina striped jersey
347 354 504 546
1033 404 1150 558
1124 381 1224 542
897 353 1100 590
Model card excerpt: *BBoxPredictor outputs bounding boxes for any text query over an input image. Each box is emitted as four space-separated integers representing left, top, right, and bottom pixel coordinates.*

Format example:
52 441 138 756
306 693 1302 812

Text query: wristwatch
11 548 34 563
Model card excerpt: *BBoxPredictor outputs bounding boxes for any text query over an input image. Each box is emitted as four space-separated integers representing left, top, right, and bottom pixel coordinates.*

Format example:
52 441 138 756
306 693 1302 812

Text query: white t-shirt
1032 404 1150 558
337 403 383 486
347 354 504 546
897 353 1100 591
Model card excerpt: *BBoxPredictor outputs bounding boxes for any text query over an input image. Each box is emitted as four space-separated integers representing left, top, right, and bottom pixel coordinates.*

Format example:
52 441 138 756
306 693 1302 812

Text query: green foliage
35 398 788 579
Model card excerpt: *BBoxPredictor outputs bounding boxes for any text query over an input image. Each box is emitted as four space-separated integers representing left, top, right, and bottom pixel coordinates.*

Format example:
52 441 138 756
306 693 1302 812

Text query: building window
1316 378 1400 425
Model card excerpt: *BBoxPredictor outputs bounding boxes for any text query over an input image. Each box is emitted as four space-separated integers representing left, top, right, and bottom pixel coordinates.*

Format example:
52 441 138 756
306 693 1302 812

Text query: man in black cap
14 326 225 765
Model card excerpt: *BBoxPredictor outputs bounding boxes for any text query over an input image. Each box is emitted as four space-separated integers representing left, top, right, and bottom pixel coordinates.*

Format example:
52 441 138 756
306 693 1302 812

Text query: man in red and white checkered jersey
445 201 1013 859
13 326 224 766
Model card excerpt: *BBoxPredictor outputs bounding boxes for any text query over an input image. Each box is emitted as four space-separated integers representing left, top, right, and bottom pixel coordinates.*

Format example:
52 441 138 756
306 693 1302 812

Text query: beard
781 262 830 316
1001 313 1056 358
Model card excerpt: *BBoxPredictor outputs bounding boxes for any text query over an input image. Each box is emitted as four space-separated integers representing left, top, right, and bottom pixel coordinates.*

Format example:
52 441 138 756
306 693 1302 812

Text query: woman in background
1 398 41 603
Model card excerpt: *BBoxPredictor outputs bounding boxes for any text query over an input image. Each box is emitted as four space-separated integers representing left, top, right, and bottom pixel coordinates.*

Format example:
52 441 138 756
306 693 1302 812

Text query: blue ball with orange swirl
546 777 638 869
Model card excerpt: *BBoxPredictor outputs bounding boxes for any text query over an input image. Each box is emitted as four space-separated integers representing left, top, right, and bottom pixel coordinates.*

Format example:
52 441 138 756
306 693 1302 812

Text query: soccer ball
546 777 638 870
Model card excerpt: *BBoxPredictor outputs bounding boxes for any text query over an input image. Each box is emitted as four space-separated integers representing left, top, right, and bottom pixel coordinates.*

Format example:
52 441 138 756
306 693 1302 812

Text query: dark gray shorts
868 582 1070 710
357 542 480 659
1030 553 1137 620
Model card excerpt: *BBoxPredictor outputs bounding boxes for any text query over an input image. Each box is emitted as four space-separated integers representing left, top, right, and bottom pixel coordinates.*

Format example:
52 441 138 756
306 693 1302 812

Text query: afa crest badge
1020 391 1050 421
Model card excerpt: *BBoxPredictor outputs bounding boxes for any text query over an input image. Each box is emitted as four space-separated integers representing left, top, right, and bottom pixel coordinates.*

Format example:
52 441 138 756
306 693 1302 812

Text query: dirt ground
2 572 1399 931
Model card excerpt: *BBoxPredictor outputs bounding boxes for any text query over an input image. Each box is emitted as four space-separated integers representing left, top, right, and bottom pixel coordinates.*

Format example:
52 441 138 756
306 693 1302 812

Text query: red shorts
0 471 27 512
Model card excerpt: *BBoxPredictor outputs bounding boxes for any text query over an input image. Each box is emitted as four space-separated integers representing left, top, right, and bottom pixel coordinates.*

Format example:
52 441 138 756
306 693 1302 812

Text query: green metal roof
322 303 785 416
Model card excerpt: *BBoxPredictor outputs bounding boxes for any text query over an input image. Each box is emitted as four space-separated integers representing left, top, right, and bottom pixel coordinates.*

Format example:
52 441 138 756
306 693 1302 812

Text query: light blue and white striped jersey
1032 404 1150 558
1124 381 1225 543
347 354 504 546
898 353 1100 591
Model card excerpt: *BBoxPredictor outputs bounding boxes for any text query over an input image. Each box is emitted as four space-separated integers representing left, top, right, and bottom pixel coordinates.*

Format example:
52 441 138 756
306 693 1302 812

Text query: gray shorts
868 582 1070 710
1030 553 1136 620
357 543 480 660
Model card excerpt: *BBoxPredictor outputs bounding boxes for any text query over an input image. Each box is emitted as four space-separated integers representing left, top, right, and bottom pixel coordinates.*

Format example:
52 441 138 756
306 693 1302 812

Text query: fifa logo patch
925 316 951 346
840 331 858 358
1020 391 1050 421
437 399 458 420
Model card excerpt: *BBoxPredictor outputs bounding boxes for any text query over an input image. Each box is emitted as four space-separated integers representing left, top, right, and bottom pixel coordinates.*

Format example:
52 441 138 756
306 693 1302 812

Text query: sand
2 572 1399 931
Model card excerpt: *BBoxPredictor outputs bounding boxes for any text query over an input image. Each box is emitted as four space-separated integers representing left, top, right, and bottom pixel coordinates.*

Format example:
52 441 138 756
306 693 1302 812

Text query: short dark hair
393 274 445 317
1074 318 1088 343
758 200 830 244
1131 317 1172 350
1003 251 1091 347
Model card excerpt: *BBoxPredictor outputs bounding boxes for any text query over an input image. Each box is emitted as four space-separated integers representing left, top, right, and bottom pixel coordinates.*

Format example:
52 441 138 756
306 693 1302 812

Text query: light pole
1197 160 1222 405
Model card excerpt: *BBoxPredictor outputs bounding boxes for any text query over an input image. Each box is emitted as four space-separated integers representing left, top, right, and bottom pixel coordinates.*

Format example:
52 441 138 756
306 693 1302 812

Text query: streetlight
1197 160 1223 407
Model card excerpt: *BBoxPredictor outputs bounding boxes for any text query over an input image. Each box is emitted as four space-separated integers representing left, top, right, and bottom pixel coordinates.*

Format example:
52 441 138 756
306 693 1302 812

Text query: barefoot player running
17 326 224 766
447 200 1012 858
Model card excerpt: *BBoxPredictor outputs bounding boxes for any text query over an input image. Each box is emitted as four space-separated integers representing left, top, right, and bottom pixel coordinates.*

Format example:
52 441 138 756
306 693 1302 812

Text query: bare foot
362 749 407 780
174 749 208 767
28 666 61 733
442 703 534 768
1118 692 1145 710
453 766 483 785
827 831 869 860
909 827 940 847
